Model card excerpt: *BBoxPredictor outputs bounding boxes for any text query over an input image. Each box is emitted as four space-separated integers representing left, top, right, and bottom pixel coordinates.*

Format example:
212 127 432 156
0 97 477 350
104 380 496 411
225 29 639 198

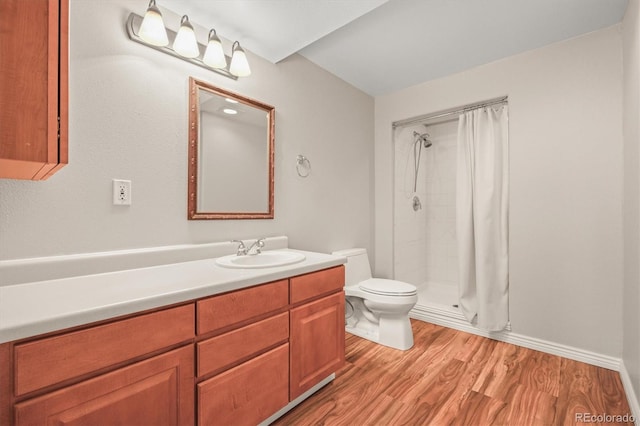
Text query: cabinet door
14 345 194 426
0 0 68 180
198 344 289 426
290 292 345 399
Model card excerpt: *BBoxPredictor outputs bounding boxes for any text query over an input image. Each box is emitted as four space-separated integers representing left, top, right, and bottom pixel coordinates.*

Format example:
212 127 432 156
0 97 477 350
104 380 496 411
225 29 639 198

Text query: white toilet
332 248 418 350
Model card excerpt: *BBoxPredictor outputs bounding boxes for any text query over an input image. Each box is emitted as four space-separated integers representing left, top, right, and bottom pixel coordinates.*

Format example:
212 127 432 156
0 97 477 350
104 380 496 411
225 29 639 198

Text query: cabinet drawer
198 343 289 426
290 265 345 304
197 280 288 335
14 304 195 396
197 312 289 377
15 345 194 426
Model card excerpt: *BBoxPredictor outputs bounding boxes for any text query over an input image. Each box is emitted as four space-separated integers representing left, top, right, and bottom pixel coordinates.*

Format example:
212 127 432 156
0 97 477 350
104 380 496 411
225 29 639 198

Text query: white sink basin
215 250 306 269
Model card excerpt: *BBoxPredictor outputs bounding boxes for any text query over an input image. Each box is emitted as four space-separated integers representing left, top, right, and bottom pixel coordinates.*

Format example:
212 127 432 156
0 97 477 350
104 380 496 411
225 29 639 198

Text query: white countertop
0 249 346 344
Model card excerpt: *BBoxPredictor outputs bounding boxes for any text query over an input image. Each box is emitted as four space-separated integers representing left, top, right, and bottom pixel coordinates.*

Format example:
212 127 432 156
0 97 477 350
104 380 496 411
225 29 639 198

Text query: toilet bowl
332 249 418 350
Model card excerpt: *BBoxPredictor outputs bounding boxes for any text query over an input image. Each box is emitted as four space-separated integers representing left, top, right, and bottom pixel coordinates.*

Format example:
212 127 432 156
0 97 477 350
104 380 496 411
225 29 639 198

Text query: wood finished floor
275 320 633 426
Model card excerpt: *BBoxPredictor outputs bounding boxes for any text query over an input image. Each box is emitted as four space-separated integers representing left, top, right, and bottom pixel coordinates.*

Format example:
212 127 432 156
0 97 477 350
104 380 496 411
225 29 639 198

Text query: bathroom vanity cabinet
0 0 68 180
0 265 345 426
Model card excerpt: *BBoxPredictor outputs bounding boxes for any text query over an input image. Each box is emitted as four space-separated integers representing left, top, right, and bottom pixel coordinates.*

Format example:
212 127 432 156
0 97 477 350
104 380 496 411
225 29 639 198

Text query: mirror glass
188 77 274 219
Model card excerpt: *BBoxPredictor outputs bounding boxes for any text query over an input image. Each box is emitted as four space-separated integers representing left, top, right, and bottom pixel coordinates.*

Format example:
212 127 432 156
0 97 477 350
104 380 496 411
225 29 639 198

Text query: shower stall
392 97 509 329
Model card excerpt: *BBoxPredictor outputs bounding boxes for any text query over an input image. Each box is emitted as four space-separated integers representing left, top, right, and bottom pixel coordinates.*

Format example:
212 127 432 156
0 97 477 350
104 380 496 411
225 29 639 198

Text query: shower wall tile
394 120 459 288
393 124 429 286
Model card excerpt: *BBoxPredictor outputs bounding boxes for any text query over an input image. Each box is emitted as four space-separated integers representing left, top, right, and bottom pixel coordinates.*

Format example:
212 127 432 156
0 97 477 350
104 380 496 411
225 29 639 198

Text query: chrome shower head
413 131 432 148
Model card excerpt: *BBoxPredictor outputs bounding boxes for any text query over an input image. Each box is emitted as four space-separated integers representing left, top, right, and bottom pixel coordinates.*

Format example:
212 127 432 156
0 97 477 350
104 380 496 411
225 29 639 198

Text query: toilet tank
331 248 372 285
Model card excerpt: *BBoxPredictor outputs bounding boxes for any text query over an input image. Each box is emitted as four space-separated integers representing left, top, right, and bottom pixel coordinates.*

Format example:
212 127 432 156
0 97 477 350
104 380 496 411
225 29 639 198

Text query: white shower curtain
456 105 509 331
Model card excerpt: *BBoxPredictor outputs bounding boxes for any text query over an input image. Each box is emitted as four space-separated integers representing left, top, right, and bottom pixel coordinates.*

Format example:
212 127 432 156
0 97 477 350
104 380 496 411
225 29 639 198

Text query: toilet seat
359 278 417 296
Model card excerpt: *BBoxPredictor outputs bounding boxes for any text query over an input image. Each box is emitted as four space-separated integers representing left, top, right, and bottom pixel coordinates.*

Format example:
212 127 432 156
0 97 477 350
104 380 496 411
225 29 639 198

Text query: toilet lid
359 278 417 296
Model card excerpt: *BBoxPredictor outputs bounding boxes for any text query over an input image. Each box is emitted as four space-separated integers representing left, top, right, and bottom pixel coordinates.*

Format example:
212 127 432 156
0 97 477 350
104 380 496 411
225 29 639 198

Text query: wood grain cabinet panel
290 292 345 399
3 266 346 425
198 344 289 426
14 304 195 396
197 279 288 334
290 266 345 304
14 345 194 426
197 312 289 377
0 0 68 180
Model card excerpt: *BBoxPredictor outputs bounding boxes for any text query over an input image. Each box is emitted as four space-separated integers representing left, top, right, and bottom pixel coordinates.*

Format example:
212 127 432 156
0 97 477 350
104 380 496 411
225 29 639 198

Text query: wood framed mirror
188 77 275 219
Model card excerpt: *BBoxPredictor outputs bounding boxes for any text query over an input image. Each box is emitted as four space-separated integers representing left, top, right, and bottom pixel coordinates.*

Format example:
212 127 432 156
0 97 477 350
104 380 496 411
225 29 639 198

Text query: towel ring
296 155 311 178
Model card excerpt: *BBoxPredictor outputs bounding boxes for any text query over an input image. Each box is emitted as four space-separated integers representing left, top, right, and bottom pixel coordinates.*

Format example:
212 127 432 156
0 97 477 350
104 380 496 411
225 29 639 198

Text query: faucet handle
231 239 247 255
255 238 265 254
230 239 245 247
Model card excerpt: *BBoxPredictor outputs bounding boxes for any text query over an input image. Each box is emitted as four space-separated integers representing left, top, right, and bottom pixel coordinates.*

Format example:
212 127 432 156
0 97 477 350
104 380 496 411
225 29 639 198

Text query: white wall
375 26 623 356
623 0 640 406
0 0 374 261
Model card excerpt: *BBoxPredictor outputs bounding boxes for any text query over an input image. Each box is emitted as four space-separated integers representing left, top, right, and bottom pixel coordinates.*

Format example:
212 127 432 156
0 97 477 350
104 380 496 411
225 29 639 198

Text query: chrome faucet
231 238 265 256
246 238 265 255
231 239 248 256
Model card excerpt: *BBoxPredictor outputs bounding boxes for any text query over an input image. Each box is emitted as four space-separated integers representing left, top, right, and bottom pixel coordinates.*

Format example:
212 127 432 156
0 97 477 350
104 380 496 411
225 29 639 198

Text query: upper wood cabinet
0 0 68 180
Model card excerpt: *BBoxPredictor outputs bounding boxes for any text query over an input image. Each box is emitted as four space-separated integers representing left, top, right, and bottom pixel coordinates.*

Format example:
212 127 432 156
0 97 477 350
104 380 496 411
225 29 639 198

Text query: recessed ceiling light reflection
223 108 238 115
225 98 239 104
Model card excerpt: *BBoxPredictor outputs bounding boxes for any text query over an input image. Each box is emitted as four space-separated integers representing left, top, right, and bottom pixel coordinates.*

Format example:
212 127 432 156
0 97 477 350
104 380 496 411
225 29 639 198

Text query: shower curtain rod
392 96 508 129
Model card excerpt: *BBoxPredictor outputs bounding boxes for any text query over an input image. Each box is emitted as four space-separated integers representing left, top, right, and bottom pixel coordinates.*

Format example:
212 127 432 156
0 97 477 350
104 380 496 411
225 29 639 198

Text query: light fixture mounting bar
125 13 238 81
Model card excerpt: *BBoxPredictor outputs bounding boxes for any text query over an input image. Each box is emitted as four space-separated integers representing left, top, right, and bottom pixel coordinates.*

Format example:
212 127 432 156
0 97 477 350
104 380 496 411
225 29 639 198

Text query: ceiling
160 0 629 96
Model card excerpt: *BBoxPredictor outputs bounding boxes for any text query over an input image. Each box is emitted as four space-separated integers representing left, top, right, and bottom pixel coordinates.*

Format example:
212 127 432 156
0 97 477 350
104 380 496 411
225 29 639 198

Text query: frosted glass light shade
229 41 251 77
173 15 199 58
138 0 168 46
202 30 227 69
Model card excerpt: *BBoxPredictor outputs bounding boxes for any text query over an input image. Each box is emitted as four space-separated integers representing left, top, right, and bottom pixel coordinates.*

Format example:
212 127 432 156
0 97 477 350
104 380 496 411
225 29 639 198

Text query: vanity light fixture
138 0 168 46
229 41 251 77
173 15 199 58
202 29 227 69
126 1 251 80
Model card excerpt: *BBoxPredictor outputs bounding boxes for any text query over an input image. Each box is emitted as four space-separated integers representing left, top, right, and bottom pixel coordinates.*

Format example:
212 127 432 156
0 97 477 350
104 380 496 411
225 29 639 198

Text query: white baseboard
620 361 640 425
410 304 621 371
